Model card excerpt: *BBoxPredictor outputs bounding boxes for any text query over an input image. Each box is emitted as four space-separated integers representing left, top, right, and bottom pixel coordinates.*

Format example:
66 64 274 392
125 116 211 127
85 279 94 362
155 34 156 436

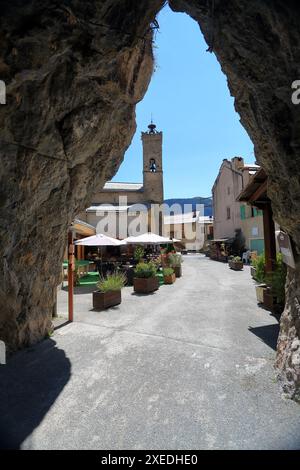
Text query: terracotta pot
133 277 159 294
229 260 243 270
174 266 182 278
93 290 121 310
164 273 176 284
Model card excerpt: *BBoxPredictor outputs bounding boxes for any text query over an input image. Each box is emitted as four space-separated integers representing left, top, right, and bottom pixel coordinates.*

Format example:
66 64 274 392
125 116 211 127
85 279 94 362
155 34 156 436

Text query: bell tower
142 122 164 204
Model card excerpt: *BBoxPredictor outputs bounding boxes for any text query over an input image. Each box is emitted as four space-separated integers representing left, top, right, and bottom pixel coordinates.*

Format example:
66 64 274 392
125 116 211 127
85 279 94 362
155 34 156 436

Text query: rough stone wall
0 0 300 400
169 0 300 401
0 0 164 351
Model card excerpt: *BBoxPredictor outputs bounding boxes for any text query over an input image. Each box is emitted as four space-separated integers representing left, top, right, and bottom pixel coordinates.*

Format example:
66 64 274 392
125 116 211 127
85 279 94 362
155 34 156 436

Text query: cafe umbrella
75 233 125 274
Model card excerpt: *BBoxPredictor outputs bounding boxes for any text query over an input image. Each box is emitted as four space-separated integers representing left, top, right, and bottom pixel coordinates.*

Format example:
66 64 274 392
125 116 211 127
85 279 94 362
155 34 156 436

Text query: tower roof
147 122 157 134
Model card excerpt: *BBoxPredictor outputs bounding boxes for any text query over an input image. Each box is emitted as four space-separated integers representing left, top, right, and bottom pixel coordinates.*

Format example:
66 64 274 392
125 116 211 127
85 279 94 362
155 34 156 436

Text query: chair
242 250 251 264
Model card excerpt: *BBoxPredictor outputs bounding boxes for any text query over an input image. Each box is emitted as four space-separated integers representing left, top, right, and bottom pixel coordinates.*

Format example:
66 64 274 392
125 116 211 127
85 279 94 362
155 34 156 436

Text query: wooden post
263 203 276 273
68 230 74 322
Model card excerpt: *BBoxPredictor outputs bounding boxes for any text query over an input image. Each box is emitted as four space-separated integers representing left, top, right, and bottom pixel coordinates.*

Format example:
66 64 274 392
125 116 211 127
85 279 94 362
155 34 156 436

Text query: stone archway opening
0 0 299 402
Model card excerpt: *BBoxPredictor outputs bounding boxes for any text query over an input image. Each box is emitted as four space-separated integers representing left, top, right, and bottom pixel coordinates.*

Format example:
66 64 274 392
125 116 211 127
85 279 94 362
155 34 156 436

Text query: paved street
1 255 299 449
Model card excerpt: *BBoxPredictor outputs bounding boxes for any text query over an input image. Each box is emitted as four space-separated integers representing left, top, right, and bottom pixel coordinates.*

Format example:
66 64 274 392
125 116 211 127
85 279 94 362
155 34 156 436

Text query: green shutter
240 205 246 220
250 239 264 255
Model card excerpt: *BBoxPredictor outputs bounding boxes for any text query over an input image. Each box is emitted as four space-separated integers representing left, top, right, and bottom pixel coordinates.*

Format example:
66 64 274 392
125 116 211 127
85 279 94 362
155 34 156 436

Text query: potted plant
133 245 145 264
163 267 176 284
229 256 243 270
251 253 267 303
93 271 126 310
255 283 267 304
133 261 159 294
168 253 182 278
263 254 287 312
251 253 265 282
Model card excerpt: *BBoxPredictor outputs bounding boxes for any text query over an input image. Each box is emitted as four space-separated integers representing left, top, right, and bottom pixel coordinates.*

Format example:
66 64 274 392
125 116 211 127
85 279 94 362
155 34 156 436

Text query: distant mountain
163 197 213 217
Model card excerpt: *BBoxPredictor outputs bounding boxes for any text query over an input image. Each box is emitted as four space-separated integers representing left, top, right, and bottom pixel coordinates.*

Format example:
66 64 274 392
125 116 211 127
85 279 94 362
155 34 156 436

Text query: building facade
164 212 214 251
78 123 164 237
212 157 264 253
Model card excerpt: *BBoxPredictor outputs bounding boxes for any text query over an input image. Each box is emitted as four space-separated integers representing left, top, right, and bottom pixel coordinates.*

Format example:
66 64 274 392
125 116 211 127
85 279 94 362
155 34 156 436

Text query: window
240 205 246 220
252 207 263 217
227 186 231 195
226 207 231 219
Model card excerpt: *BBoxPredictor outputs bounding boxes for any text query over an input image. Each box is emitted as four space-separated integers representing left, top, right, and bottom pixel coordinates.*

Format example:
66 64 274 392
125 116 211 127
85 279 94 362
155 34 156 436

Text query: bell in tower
141 121 164 205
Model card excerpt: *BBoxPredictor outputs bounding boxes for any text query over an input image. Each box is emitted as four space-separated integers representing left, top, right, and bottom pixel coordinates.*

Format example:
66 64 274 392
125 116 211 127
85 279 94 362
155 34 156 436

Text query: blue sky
112 5 254 199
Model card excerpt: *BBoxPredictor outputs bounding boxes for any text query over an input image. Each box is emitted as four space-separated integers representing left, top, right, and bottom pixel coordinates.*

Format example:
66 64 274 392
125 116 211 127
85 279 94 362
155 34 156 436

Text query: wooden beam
248 179 268 204
263 204 276 273
68 230 74 322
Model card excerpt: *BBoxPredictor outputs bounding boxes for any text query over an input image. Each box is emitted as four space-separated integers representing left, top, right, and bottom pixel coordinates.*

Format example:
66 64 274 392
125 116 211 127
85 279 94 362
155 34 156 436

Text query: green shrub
233 256 242 262
163 267 174 277
265 253 287 304
251 253 265 283
97 271 126 293
134 261 157 278
166 243 175 253
168 253 182 268
252 252 287 304
134 246 145 262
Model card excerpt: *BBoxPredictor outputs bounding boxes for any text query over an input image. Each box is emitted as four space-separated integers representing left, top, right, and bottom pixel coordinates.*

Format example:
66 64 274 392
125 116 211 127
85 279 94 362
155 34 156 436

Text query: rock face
168 0 300 402
0 0 300 400
0 0 164 350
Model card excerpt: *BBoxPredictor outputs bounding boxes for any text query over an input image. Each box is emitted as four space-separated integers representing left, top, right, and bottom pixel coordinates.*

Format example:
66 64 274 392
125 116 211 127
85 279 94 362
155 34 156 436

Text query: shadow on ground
248 323 280 351
62 285 96 295
0 339 71 449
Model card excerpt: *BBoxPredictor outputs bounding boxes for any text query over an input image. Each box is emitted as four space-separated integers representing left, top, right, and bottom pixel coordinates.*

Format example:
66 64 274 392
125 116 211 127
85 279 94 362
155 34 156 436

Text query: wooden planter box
174 266 182 278
250 266 256 278
133 277 159 294
263 288 276 311
229 260 243 271
164 273 176 284
255 284 267 304
93 290 121 310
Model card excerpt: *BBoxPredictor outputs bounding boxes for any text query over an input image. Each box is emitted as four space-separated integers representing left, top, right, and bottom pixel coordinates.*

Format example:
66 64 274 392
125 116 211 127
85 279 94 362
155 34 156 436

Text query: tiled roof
102 182 143 191
164 212 213 225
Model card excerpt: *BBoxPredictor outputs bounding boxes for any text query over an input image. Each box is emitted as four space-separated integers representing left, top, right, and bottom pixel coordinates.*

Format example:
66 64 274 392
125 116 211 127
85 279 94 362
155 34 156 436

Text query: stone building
164 212 213 251
212 157 264 253
78 123 164 237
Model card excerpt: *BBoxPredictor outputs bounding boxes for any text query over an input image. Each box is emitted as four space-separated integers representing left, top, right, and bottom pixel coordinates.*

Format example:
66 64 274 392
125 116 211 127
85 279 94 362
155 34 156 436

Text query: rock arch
0 0 299 400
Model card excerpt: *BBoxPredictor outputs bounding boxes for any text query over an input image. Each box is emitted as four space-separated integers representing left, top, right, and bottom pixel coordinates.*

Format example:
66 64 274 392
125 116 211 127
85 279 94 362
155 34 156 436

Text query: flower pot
174 266 182 278
255 284 267 304
93 290 121 310
164 273 176 284
133 277 159 294
229 260 243 270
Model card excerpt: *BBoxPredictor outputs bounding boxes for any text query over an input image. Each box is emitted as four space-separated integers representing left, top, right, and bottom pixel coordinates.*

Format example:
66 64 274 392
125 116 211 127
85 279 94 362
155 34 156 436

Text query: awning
74 233 125 246
124 232 172 245
72 219 96 237
237 168 268 208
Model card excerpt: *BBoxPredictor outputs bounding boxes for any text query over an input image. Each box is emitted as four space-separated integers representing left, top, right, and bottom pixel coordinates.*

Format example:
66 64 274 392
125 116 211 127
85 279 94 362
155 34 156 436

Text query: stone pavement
1 255 299 449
